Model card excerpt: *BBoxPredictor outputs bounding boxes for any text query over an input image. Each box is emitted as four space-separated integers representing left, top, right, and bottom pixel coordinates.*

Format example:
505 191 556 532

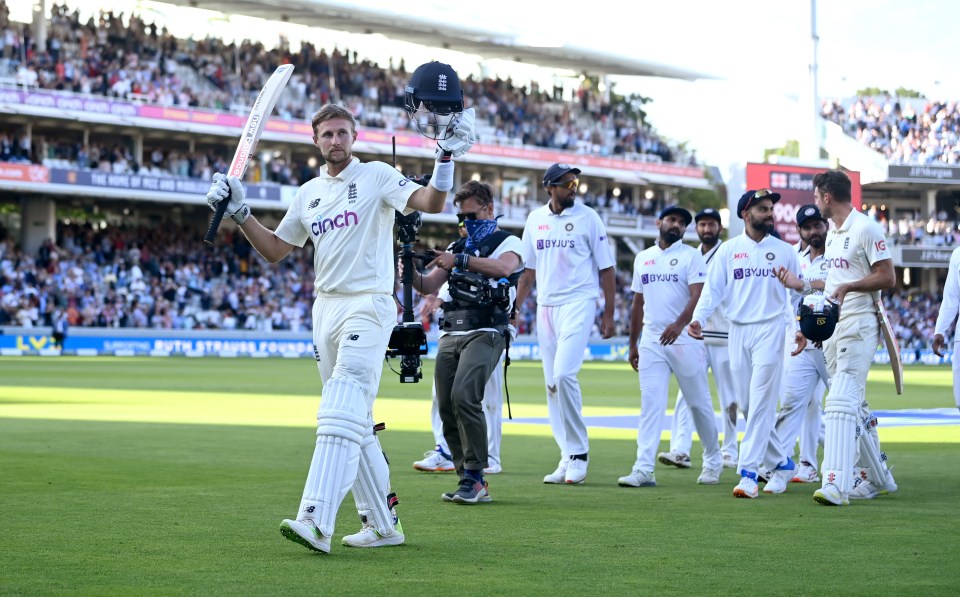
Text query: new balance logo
308 196 322 209
349 334 360 341
348 182 357 202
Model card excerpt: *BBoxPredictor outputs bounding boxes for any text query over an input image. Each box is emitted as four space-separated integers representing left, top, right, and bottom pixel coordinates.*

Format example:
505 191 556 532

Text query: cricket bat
875 297 903 395
204 64 295 245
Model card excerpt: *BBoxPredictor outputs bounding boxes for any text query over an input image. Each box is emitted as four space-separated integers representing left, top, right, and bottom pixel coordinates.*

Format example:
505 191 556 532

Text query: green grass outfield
1 357 958 595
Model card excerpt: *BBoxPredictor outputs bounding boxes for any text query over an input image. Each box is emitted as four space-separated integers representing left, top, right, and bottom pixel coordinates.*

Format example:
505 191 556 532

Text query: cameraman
411 180 523 504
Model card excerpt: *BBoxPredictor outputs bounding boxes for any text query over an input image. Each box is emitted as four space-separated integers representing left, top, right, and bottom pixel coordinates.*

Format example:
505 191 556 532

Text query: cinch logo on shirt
536 239 575 250
640 273 680 284
826 257 850 269
733 267 776 279
311 210 359 236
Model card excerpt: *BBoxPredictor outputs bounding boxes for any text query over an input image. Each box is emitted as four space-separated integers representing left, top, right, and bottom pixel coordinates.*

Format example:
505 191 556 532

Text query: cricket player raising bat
206 61 477 553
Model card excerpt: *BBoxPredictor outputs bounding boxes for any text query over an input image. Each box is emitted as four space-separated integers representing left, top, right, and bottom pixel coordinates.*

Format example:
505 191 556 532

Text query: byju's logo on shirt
536 239 575 250
311 210 359 236
733 267 776 279
641 273 680 284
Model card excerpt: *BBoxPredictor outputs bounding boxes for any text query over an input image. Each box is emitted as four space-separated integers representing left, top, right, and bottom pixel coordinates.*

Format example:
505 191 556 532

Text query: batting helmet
797 294 840 342
404 61 464 141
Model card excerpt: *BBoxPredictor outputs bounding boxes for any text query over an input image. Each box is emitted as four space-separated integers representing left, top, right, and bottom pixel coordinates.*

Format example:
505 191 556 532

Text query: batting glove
436 107 477 159
206 173 250 225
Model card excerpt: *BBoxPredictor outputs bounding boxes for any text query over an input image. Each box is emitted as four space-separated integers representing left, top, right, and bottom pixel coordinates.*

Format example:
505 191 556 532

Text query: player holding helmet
205 62 476 553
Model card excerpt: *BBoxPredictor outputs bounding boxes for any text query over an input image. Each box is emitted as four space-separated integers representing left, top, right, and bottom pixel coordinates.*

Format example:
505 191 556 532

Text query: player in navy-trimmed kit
206 64 477 553
619 206 723 488
689 189 804 499
515 163 617 485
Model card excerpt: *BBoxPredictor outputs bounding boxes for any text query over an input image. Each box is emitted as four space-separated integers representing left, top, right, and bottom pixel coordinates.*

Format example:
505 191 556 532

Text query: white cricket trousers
762 347 829 470
729 320 787 476
537 299 595 457
671 342 738 460
430 351 505 467
633 339 721 473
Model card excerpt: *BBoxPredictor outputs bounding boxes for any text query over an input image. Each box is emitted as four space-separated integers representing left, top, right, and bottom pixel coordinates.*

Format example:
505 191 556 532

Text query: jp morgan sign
888 165 960 184
899 246 953 268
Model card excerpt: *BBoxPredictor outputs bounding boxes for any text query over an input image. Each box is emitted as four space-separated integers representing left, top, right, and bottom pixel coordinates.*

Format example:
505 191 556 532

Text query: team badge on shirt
766 252 775 261
348 182 358 203
565 223 574 231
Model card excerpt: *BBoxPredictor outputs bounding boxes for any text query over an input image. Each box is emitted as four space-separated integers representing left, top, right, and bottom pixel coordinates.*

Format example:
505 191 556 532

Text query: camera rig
387 209 428 382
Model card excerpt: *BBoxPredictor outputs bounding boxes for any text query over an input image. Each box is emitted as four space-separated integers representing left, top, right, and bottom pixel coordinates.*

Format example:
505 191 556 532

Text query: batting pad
352 432 397 535
821 373 860 494
299 376 368 538
856 401 888 485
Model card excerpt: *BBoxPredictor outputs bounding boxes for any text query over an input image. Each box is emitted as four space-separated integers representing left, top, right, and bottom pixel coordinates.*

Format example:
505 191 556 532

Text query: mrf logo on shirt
311 210 359 236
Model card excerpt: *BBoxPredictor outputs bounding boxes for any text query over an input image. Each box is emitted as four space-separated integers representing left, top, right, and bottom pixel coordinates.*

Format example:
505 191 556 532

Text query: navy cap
405 61 463 104
658 205 692 226
737 188 781 219
542 163 582 187
796 204 827 227
694 207 722 224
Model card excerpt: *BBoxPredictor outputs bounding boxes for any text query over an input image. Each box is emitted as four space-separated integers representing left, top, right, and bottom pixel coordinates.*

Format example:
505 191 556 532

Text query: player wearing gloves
206 68 476 553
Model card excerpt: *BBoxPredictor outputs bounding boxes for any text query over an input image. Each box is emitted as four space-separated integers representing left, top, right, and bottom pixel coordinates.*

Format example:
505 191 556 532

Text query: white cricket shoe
813 483 849 506
733 475 759 499
565 458 588 484
341 518 405 548
618 469 656 488
543 458 569 484
850 469 898 500
657 450 692 469
791 461 820 483
413 447 455 472
483 463 502 475
280 518 331 553
697 467 722 485
722 454 738 469
763 459 796 494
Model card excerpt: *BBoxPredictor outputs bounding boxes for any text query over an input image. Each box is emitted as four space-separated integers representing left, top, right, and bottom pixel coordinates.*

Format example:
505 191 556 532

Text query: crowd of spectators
1 220 950 352
1 2 696 166
822 96 960 166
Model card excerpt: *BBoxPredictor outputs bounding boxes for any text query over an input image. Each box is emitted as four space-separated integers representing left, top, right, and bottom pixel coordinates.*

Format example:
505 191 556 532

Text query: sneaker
565 458 588 484
618 469 656 487
483 463 502 475
850 469 898 500
813 483 849 506
733 473 759 499
763 459 796 494
657 450 692 469
280 518 331 553
341 519 405 548
451 477 491 504
697 467 722 485
543 458 569 484
722 454 738 469
413 447 455 472
791 461 820 483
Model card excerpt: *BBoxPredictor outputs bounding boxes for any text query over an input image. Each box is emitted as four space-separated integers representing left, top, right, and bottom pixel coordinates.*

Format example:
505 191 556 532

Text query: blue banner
49 169 282 201
0 331 953 364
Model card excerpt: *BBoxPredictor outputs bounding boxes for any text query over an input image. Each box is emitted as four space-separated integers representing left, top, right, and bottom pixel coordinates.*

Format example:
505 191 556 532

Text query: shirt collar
835 208 859 233
320 156 359 180
547 199 581 216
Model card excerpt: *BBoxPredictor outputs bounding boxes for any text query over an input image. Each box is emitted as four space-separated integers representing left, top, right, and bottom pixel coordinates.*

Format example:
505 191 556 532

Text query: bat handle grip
203 188 231 246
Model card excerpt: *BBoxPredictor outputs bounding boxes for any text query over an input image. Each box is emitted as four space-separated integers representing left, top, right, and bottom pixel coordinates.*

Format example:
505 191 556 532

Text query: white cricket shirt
823 209 893 316
934 246 960 338
520 199 616 306
631 240 706 344
274 157 418 295
700 241 731 343
692 233 801 327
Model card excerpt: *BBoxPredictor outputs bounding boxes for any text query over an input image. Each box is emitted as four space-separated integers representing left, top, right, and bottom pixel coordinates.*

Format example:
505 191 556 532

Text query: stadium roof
168 0 712 80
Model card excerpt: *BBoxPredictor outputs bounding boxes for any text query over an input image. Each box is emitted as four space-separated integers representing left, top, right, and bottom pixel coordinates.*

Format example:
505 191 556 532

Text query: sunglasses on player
742 188 774 212
548 178 579 191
